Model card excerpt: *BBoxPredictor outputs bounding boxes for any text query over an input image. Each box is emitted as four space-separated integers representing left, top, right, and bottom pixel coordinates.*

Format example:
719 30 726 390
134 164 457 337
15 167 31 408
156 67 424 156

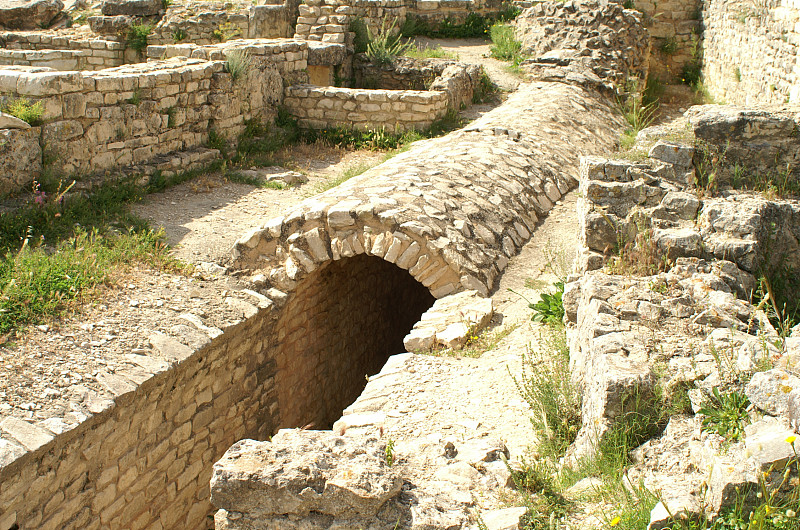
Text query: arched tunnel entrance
274 254 436 429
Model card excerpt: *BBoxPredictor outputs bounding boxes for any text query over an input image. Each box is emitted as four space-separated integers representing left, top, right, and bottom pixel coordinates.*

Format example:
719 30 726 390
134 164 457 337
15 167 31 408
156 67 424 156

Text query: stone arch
272 254 436 429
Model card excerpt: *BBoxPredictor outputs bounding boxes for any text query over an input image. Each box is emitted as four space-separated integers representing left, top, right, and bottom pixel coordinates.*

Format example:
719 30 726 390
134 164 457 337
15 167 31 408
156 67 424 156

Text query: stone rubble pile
515 0 650 91
566 106 800 528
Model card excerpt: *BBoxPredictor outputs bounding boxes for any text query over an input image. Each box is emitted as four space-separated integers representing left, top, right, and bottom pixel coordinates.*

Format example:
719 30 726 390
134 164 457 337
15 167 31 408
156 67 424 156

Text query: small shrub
697 387 750 442
350 17 369 54
513 328 580 458
127 23 153 52
207 129 227 154
3 97 44 126
680 60 702 87
403 44 458 60
212 21 242 42
225 49 252 83
384 439 395 466
365 18 414 66
489 23 523 64
472 71 499 104
660 36 679 55
126 88 141 106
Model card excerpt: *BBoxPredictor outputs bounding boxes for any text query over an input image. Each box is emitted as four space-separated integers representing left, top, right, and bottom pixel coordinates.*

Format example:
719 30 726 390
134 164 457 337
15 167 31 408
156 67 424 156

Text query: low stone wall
0 296 281 530
0 48 123 71
0 34 127 70
0 39 308 194
282 84 449 131
353 55 450 90
703 0 800 105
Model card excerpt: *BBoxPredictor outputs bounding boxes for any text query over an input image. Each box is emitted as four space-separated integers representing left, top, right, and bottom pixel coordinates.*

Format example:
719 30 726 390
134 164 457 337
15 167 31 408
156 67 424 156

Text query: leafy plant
3 97 44 126
212 21 242 42
385 439 395 466
365 18 414 66
350 17 369 54
529 281 565 325
126 88 141 106
225 49 252 83
472 71 499 104
697 387 750 441
127 23 153 52
660 36 679 55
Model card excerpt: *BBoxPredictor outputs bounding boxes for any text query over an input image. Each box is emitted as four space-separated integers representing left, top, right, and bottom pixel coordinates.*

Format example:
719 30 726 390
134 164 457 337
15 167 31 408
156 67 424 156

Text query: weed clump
489 23 524 67
3 97 44 126
127 23 153 52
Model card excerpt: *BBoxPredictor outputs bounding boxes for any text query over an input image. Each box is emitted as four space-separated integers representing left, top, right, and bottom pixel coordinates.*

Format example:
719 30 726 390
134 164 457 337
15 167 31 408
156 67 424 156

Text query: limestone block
746 369 800 417
403 290 493 351
0 127 41 195
210 431 402 519
0 0 63 30
0 416 54 451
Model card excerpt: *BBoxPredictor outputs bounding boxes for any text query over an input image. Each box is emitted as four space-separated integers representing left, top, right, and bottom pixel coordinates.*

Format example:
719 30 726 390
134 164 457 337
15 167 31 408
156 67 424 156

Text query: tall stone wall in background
702 0 800 105
632 0 701 83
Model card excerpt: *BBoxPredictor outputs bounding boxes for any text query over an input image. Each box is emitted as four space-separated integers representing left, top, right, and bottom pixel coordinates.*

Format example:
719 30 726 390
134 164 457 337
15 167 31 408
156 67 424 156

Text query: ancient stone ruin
0 0 799 528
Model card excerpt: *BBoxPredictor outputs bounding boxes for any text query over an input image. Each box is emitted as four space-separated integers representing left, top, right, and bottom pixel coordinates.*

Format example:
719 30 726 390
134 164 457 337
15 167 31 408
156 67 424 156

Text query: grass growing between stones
2 97 44 126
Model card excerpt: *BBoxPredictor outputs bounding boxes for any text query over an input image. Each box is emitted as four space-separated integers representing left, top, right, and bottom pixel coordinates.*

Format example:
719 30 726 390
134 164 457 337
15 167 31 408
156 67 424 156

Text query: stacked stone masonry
632 0 701 81
294 0 503 43
283 84 449 131
703 0 800 105
0 299 282 530
0 39 308 192
147 0 300 46
0 34 126 70
0 77 625 530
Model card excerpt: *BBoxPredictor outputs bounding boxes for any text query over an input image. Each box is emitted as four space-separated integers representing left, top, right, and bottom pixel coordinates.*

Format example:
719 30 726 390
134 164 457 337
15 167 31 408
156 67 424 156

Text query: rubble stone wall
282 84 449 131
631 0 702 82
149 0 299 46
0 309 280 530
702 0 800 105
0 39 308 193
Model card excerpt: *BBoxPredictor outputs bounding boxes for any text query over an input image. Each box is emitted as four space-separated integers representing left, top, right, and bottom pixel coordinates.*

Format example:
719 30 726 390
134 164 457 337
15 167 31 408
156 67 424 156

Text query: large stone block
0 127 41 195
0 0 63 30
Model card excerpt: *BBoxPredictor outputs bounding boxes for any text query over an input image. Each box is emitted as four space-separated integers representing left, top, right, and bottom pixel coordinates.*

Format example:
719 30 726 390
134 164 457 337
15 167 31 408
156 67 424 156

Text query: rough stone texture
294 0 503 44
0 0 63 30
703 0 800 105
515 0 650 91
0 110 28 128
686 104 800 183
0 284 282 530
0 127 41 195
0 39 308 192
284 84 450 132
403 290 493 351
633 0 701 82
101 0 161 16
0 46 123 71
147 0 298 46
233 80 625 300
211 431 403 529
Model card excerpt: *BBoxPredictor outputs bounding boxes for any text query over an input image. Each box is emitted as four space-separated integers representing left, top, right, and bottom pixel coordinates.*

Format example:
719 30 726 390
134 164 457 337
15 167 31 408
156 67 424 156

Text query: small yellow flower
787 435 797 444
610 516 621 527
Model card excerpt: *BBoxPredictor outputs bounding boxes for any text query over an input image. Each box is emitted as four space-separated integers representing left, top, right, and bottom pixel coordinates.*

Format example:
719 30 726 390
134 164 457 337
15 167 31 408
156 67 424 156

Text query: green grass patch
489 23 524 67
127 23 153 52
403 44 458 60
0 170 199 335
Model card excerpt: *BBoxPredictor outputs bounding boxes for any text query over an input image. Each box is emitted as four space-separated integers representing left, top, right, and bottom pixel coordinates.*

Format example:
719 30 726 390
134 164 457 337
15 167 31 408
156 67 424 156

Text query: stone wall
148 0 300 46
283 84 447 131
0 304 280 530
293 0 504 44
702 0 800 105
274 254 435 429
0 39 308 194
0 34 126 70
631 0 701 82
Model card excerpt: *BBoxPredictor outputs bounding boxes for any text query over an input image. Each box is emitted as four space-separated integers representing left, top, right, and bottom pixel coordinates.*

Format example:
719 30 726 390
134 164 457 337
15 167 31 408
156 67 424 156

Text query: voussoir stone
0 0 63 30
